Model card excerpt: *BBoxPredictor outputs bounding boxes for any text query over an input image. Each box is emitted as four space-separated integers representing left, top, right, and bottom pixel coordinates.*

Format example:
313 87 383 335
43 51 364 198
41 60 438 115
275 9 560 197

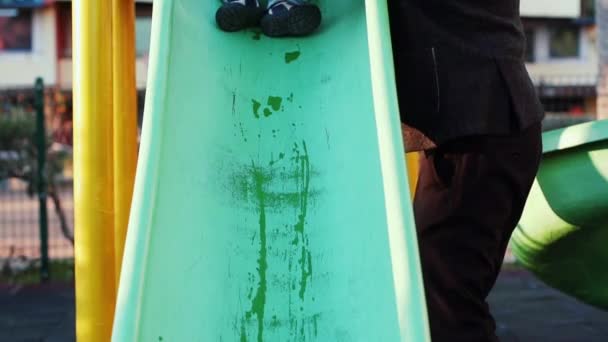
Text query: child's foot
261 1 321 37
216 0 264 32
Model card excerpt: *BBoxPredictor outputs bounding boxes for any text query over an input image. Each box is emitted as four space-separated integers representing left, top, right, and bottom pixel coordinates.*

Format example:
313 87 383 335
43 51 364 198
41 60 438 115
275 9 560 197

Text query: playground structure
510 119 608 311
71 0 608 341
73 0 428 341
72 0 137 340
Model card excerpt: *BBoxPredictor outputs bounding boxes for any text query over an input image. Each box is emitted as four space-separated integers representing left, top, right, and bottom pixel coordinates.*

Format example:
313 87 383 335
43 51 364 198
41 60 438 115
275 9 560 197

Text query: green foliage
0 110 69 195
0 110 35 151
0 111 36 185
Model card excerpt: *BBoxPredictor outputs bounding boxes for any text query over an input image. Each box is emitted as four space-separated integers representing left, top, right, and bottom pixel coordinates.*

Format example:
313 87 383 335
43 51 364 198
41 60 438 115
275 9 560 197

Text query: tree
0 108 74 244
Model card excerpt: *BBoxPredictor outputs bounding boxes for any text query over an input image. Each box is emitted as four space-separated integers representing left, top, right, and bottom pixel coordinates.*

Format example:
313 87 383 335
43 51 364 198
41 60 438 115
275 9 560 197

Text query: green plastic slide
511 119 608 311
112 1 430 340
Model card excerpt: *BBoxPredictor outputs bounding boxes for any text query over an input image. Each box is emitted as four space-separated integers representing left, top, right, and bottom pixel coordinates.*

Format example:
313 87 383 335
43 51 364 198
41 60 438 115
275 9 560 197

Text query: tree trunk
48 177 74 245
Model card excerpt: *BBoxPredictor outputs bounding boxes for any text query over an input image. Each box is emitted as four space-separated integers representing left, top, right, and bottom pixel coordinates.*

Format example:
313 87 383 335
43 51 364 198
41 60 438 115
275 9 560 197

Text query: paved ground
1 265 606 341
489 268 608 342
0 283 75 342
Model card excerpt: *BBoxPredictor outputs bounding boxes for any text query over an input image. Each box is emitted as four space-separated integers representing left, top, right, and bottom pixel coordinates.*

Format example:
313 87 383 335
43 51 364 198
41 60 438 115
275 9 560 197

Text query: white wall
0 7 57 88
521 0 581 18
58 58 150 90
526 61 598 85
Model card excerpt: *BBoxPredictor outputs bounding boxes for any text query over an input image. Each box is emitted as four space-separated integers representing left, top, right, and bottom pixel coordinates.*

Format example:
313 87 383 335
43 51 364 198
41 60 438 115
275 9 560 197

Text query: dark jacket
389 0 545 148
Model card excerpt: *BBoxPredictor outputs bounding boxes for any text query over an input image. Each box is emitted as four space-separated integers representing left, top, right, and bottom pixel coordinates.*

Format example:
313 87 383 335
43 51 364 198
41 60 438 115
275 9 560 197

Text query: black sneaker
216 0 264 32
260 0 321 37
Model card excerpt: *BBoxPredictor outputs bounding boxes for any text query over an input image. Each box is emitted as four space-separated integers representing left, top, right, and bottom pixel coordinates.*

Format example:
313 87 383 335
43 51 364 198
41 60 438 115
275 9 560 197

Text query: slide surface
113 1 429 341
511 120 608 310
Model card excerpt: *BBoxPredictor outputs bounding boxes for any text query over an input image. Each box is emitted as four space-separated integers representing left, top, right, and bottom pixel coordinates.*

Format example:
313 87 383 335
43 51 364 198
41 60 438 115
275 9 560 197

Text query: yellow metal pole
72 0 116 341
406 152 420 200
112 0 138 286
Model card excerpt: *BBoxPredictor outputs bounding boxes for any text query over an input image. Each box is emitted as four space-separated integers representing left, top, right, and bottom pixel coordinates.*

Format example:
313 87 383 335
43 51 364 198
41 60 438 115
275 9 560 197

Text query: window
524 28 535 62
581 0 595 18
136 4 152 57
549 27 580 59
0 8 33 52
58 4 72 57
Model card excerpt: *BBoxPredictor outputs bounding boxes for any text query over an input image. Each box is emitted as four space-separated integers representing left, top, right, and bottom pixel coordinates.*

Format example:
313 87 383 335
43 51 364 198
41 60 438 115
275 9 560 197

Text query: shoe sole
216 4 262 32
261 5 322 37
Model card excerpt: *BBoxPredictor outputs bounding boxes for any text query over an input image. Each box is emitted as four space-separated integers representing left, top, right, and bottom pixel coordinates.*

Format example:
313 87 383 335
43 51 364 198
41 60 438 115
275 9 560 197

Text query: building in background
0 0 153 90
521 0 598 119
0 0 153 143
0 0 602 128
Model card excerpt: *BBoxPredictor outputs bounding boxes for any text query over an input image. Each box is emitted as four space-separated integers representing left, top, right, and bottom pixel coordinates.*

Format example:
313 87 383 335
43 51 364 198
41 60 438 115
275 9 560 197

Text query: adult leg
414 123 542 341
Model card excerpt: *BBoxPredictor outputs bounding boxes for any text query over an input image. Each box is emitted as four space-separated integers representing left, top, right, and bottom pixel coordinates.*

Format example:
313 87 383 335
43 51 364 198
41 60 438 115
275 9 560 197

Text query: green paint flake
270 315 281 328
268 150 286 166
299 247 312 300
267 96 283 112
263 108 272 117
285 50 301 64
307 251 313 278
247 285 254 300
290 318 298 339
227 146 318 341
239 122 248 142
245 164 269 342
240 321 248 342
292 142 314 305
229 168 319 210
288 252 293 272
252 99 262 118
294 142 311 235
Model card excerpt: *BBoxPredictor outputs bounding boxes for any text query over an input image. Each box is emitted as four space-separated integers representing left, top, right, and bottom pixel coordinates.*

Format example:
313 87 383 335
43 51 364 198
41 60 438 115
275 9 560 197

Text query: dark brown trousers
414 123 542 342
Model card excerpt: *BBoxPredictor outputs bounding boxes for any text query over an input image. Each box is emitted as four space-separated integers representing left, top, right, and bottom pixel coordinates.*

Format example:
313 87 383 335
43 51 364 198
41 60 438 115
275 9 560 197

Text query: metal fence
1 81 75 282
0 178 74 261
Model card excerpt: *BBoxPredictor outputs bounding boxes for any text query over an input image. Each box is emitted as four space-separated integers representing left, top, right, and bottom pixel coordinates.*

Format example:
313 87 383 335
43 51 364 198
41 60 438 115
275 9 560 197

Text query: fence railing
0 178 74 261
1 79 75 283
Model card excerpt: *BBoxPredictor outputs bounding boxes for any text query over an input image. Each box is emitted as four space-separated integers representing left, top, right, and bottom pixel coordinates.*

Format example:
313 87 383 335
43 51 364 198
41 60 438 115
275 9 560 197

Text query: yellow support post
112 0 138 285
406 152 420 199
72 0 116 341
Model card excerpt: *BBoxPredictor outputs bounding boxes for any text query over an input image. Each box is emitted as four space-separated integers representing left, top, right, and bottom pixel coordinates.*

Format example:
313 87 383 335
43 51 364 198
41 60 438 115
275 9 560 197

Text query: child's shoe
216 0 264 32
260 0 321 37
